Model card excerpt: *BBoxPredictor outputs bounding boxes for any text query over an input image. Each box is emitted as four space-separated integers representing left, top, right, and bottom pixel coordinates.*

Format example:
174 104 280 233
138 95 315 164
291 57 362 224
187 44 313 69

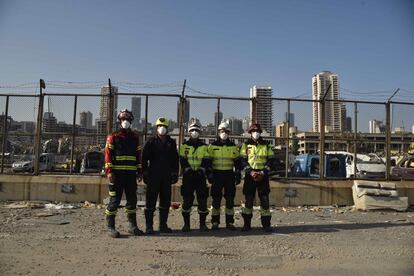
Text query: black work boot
144 209 154 235
106 215 120 238
127 214 144 236
211 215 220 230
225 214 236 230
159 209 172 233
261 216 272 232
241 214 252 232
182 212 191 232
199 213 209 231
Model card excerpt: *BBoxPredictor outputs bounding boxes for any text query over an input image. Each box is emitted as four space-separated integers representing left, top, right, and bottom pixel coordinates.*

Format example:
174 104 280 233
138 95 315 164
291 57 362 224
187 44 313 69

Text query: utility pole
1 96 9 173
178 79 186 146
34 79 46 175
319 84 331 180
386 88 400 180
107 78 113 135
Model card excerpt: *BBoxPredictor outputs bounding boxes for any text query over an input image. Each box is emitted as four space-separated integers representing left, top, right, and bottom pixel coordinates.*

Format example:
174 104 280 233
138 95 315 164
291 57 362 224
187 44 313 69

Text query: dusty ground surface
0 201 413 276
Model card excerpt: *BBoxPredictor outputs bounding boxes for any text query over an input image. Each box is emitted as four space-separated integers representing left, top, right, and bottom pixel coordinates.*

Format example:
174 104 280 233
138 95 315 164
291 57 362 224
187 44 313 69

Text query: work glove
244 166 252 175
183 167 192 176
197 167 206 177
143 171 150 185
171 172 178 184
234 171 241 185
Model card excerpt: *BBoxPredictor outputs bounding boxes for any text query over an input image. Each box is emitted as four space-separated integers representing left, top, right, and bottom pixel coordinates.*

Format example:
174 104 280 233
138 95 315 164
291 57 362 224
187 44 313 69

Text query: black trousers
106 173 137 216
181 171 209 213
145 176 171 213
243 172 270 212
211 170 236 210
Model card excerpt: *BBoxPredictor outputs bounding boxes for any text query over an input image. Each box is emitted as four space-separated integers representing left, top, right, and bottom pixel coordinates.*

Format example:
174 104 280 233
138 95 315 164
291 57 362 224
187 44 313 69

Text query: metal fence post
1 96 9 173
385 102 391 180
251 97 257 124
70 95 77 174
215 98 221 137
107 78 114 135
285 99 290 179
178 80 186 146
34 79 45 175
144 95 148 142
319 84 331 180
353 102 358 179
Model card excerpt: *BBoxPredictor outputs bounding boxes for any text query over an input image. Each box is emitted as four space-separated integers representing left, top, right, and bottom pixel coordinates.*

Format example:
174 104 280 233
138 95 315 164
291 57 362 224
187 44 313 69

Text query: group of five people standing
104 109 275 238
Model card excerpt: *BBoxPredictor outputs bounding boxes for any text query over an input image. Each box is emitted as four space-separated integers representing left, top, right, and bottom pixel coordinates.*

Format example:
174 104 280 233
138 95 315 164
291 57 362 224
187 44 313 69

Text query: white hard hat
188 118 201 132
218 122 230 132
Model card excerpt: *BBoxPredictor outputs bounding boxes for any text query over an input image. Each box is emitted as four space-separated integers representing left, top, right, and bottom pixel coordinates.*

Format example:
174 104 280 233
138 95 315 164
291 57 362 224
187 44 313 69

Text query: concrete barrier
0 174 413 207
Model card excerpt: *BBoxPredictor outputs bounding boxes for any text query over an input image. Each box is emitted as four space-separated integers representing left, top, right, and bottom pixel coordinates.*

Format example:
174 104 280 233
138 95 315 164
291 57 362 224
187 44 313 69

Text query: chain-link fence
0 81 413 180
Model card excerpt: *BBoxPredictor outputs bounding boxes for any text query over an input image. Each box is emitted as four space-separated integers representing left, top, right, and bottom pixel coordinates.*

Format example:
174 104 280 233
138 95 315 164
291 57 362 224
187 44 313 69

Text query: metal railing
0 79 413 181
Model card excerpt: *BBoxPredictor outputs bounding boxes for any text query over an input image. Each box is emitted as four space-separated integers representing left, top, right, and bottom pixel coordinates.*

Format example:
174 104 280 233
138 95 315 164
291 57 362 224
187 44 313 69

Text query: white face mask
190 131 199 139
219 132 228 140
121 120 131 129
157 126 167 136
252 132 260 140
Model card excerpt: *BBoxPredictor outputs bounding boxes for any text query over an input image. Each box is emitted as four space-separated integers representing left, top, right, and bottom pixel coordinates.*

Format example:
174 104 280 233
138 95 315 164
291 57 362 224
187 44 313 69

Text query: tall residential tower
312 71 341 133
250 85 273 134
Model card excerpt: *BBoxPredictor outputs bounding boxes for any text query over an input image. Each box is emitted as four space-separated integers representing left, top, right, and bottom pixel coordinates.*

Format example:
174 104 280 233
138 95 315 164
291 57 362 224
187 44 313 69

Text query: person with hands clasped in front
142 117 179 234
240 123 275 232
207 122 243 231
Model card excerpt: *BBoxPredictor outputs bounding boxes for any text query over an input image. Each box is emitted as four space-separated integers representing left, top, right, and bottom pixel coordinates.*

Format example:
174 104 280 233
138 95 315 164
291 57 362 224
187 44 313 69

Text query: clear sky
0 0 413 131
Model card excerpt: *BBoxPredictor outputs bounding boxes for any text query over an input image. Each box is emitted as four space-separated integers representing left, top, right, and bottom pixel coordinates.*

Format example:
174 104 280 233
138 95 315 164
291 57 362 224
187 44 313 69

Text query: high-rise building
99 85 118 126
369 120 385 133
131 97 141 129
80 111 93 129
312 71 341 133
250 85 273 134
346 117 352 132
43 112 57 132
225 117 243 135
275 122 288 138
285 112 295 127
177 99 190 125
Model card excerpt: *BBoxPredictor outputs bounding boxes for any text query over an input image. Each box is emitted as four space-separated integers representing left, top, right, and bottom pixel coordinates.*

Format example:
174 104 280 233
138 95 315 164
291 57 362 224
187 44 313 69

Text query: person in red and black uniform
142 117 179 234
104 109 143 238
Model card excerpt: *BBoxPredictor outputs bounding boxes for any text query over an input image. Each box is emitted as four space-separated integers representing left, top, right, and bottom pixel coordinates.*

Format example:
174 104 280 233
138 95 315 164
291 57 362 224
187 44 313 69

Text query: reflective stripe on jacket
240 140 273 170
208 141 240 171
179 142 209 171
105 130 141 174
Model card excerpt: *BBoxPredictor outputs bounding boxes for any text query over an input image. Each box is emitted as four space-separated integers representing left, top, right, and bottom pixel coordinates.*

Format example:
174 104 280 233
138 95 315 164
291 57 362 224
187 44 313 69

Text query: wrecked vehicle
391 155 414 180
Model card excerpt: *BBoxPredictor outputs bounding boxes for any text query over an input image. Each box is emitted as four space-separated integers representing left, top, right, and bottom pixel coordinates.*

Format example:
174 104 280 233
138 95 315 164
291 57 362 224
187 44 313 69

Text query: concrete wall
0 175 413 207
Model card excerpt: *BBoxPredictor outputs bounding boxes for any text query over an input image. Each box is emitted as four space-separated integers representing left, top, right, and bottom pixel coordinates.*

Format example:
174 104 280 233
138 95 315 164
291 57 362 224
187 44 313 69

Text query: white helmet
218 122 230 132
188 118 201 132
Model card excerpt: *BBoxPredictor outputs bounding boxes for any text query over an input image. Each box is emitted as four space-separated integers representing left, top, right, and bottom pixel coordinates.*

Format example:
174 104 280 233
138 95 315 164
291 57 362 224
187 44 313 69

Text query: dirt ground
0 202 413 276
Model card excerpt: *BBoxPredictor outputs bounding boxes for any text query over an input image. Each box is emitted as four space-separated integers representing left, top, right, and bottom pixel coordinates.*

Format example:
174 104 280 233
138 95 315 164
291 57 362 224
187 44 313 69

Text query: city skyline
0 1 412 128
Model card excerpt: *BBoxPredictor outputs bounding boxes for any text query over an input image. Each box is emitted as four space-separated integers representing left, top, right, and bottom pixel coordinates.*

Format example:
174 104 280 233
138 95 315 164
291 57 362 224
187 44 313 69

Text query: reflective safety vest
240 143 273 170
208 143 240 171
179 143 209 171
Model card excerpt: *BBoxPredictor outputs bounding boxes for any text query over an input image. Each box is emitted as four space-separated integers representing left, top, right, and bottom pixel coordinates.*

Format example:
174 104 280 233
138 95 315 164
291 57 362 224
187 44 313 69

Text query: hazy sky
0 0 413 131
